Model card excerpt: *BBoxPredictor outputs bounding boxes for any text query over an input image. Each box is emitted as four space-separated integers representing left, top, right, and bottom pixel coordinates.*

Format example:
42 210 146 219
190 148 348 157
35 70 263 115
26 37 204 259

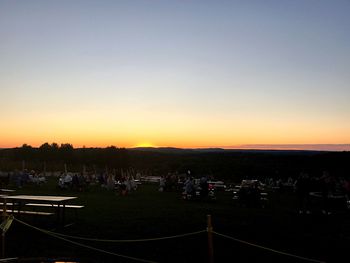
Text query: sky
1 0 349 150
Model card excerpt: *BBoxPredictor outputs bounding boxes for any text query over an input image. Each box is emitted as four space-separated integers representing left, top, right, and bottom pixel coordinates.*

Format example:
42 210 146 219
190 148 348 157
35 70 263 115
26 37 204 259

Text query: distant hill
129 144 350 153
128 147 192 154
128 146 323 155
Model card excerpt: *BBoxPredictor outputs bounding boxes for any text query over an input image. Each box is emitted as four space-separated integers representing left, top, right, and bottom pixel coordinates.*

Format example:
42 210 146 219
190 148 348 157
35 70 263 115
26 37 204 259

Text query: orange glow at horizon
1 126 350 149
1 106 350 149
134 142 155 148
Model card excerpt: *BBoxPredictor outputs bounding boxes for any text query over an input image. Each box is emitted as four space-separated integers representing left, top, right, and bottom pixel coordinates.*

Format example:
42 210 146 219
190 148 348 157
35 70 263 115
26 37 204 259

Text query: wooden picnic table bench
0 208 53 216
0 195 81 225
0 202 84 209
25 203 84 209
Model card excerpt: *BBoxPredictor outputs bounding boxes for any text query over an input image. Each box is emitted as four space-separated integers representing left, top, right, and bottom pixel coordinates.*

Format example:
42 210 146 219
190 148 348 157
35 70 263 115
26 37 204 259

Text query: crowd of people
157 172 216 201
0 168 141 197
250 171 350 214
293 171 350 215
57 171 139 195
0 169 46 188
180 175 214 200
1 167 350 214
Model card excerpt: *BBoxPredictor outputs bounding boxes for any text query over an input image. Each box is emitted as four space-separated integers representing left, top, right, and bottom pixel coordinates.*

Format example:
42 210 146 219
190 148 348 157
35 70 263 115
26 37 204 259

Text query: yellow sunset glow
135 142 155 148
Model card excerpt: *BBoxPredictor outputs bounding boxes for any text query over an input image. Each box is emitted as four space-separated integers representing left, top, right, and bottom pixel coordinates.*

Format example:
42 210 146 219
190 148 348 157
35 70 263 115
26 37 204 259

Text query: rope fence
14 218 158 263
45 228 207 243
2 216 327 263
212 231 326 263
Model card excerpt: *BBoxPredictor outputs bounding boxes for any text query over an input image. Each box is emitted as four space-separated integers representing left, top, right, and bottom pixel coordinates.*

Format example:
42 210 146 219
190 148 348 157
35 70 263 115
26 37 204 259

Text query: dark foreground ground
3 179 350 263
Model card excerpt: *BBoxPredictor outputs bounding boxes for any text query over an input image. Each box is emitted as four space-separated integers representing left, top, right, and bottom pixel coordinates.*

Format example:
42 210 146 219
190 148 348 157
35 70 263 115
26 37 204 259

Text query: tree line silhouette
0 143 128 173
0 143 349 181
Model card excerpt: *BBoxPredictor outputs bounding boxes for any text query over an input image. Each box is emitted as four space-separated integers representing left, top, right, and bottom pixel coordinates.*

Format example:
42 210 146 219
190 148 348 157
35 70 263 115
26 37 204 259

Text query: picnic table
1 195 78 225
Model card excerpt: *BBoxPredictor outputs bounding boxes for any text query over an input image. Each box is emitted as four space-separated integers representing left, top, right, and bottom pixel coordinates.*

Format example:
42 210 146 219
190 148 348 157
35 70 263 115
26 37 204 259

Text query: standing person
106 174 115 190
159 176 166 192
130 176 137 191
342 176 350 209
200 175 208 199
72 173 79 190
125 176 131 192
119 177 127 196
184 177 195 199
320 171 335 215
250 181 261 207
63 172 73 188
295 172 311 214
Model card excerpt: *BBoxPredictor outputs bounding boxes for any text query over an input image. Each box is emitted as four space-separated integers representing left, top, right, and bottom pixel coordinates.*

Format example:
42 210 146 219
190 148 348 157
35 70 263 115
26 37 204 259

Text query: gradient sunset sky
1 0 349 149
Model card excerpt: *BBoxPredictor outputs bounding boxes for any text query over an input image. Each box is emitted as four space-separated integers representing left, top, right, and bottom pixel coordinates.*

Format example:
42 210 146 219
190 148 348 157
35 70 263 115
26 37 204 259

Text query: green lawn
3 178 350 263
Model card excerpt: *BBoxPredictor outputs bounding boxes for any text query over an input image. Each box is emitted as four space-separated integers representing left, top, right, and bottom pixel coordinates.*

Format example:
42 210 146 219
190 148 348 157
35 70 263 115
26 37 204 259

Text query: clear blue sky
1 0 349 149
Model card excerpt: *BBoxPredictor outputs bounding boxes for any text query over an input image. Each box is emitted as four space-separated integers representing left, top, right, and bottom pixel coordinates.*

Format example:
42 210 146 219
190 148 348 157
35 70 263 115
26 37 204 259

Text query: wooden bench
24 203 84 222
0 208 53 216
0 203 16 206
0 202 83 216
25 203 84 209
0 257 18 263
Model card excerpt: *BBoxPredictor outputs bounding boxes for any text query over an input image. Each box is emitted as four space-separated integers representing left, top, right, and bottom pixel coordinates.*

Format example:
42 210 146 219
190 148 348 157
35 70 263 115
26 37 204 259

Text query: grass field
3 178 350 263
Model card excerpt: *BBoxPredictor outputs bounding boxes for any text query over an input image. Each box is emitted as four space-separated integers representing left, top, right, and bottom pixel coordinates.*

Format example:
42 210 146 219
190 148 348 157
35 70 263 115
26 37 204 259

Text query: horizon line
1 143 350 151
134 144 350 151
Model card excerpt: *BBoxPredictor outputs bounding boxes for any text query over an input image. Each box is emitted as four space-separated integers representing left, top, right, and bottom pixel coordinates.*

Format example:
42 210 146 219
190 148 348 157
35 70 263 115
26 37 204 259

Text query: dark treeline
1 143 350 181
0 143 129 173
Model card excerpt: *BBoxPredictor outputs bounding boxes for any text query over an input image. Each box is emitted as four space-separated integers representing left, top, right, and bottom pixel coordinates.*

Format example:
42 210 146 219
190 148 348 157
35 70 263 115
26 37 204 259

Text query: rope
14 218 158 263
14 216 325 263
50 229 206 242
212 231 326 263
